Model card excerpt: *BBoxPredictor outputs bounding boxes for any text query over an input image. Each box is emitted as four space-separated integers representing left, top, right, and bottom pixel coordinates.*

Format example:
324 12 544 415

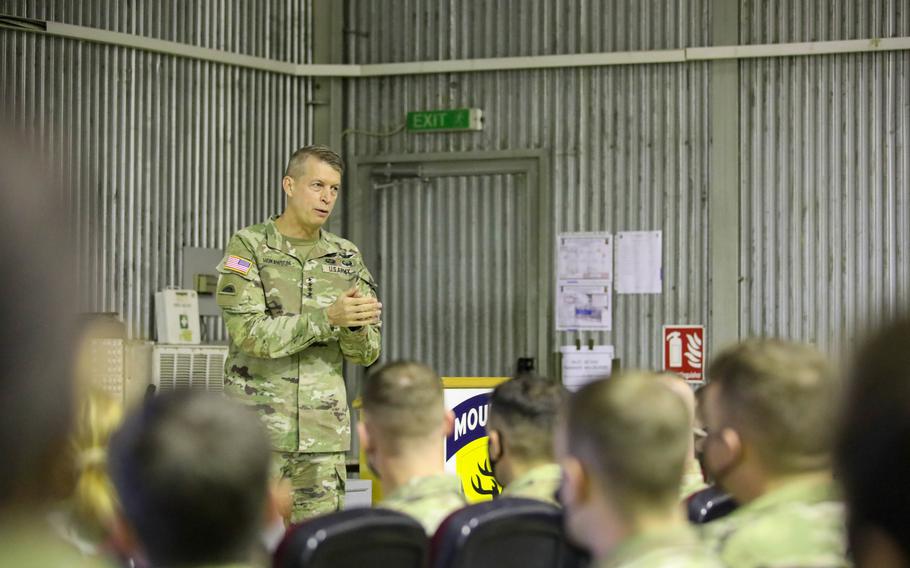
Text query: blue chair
686 485 738 524
275 508 428 568
430 497 589 568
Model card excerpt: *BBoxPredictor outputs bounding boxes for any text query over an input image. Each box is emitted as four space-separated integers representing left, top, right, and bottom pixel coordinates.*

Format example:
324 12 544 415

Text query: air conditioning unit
153 345 228 393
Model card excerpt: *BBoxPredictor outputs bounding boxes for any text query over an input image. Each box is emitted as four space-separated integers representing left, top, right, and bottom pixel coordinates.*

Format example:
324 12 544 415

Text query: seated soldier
837 317 910 568
108 392 272 568
700 339 849 567
656 372 708 499
486 375 566 505
359 361 466 534
557 372 723 567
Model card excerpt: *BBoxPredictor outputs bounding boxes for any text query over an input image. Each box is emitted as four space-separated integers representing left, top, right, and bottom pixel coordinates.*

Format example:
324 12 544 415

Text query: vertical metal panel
1 1 314 340
344 0 712 371
739 0 909 44
376 173 529 376
347 0 709 63
739 0 910 351
3 0 312 63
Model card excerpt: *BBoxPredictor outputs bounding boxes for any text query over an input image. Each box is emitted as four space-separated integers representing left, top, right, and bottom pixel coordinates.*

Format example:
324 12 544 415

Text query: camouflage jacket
502 463 561 506
379 474 467 535
597 525 724 568
701 477 849 568
216 218 381 453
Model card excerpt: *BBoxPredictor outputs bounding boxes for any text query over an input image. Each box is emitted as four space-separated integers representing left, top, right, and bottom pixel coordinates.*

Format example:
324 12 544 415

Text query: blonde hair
362 361 445 450
71 388 123 532
565 373 690 516
708 339 837 473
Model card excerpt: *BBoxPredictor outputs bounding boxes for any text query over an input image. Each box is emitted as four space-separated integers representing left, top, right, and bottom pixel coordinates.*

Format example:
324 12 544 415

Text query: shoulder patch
224 255 253 275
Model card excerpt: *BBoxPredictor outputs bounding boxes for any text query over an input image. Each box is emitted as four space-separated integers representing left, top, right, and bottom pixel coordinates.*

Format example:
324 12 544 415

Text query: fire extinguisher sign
662 325 705 382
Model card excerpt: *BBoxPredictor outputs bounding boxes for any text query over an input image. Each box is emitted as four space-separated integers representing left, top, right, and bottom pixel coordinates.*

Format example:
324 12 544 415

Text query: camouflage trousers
272 451 346 523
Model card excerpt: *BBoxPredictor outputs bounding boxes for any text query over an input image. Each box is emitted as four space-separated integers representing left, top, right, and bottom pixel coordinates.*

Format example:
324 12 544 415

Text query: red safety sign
662 325 705 382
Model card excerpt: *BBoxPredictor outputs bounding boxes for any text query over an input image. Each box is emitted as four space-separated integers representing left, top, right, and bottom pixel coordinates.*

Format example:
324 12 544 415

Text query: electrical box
194 274 219 295
182 247 226 317
155 289 201 344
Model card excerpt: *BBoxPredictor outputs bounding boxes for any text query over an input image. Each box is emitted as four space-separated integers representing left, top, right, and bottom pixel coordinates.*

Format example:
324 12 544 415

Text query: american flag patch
224 255 253 275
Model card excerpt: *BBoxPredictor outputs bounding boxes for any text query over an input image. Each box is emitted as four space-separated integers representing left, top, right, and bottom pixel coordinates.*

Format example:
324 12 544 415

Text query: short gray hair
285 145 344 178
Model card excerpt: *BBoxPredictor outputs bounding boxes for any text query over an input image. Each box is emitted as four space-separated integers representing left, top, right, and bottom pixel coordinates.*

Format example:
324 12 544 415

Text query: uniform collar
505 463 561 495
385 474 463 502
730 476 840 518
600 524 701 568
265 216 345 262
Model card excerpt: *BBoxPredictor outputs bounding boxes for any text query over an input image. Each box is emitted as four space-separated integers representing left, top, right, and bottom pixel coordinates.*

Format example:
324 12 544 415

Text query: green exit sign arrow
407 108 484 132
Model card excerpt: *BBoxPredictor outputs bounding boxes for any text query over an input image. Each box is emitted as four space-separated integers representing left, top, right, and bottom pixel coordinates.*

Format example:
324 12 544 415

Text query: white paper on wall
615 231 662 294
560 345 615 391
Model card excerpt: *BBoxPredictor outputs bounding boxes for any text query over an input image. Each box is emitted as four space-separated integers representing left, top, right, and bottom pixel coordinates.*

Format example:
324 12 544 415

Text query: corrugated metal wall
0 1 313 340
7 0 907 365
347 0 709 61
376 173 530 376
740 0 908 43
345 0 712 372
739 0 910 350
3 0 311 63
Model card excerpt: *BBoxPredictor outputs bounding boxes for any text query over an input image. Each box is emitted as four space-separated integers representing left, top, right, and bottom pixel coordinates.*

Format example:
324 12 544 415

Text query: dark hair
565 374 690 515
489 376 567 461
284 145 344 178
0 130 77 507
836 316 910 562
708 339 837 473
108 392 271 566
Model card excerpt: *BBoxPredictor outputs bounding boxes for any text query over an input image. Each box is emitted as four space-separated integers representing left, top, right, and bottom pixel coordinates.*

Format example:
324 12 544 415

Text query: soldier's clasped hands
326 287 382 328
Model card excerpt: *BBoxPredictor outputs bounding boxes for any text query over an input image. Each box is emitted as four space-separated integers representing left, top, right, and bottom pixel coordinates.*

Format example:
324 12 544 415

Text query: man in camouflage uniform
557 373 723 568
358 361 466 534
699 339 849 568
486 375 566 506
216 145 382 523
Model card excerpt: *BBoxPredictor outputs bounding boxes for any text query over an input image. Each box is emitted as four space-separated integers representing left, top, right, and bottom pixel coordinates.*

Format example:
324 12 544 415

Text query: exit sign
407 108 484 132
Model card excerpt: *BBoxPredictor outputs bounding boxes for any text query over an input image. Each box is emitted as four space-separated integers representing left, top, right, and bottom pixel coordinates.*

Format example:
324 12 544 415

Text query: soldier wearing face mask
699 339 849 568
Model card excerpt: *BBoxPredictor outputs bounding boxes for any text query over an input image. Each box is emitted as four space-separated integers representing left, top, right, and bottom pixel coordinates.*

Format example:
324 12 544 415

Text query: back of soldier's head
361 361 445 442
362 361 445 448
708 339 837 473
565 373 690 515
109 392 271 567
0 131 77 508
655 372 696 425
837 317 910 565
489 376 567 462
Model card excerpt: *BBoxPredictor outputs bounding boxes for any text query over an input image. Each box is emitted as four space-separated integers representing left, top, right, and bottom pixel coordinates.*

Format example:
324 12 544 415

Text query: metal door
374 172 531 376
